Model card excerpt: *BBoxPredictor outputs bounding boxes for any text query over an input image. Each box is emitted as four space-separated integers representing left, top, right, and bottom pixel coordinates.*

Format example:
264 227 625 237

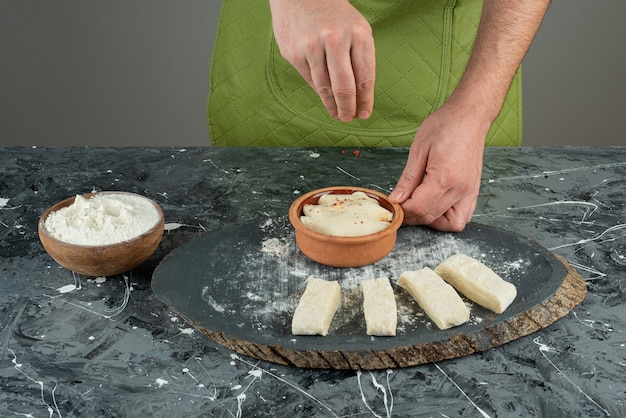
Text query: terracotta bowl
38 192 165 276
289 186 404 268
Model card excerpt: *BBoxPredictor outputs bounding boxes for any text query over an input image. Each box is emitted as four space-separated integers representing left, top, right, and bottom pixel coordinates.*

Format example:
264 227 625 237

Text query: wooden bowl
38 192 165 276
288 186 404 268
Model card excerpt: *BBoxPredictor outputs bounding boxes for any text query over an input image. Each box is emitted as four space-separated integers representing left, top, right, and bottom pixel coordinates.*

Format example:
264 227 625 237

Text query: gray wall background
1 0 624 147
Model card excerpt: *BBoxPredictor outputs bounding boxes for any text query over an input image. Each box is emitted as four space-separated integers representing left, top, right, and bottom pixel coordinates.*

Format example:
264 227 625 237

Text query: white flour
44 193 160 245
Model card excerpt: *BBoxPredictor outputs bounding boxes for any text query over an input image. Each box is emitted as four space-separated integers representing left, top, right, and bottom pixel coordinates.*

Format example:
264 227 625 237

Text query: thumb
389 167 424 204
389 151 427 203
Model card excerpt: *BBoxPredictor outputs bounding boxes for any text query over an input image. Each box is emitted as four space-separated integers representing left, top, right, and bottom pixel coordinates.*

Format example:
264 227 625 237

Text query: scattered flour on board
228 223 529 333
202 287 226 313
198 216 529 336
260 238 288 256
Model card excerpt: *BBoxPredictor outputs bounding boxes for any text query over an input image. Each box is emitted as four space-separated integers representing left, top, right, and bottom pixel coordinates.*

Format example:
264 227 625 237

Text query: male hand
389 102 488 232
389 0 550 231
269 0 375 122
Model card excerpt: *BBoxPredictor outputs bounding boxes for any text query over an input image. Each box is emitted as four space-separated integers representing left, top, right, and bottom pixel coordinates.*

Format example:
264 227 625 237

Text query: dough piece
398 268 470 330
434 254 517 314
292 278 341 336
300 191 393 237
360 277 397 336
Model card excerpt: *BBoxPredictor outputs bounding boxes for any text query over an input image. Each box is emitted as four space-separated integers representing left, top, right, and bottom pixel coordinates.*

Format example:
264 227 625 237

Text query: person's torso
208 0 522 147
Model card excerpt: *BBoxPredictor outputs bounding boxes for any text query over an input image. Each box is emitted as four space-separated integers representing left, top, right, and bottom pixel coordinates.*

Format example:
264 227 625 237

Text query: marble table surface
0 146 624 417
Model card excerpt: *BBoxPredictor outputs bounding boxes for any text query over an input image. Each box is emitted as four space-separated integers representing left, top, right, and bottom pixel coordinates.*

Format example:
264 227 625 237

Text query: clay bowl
289 186 404 268
38 192 165 276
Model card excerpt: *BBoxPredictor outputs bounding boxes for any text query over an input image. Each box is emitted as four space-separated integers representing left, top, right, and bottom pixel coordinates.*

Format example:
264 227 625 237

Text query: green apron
207 0 522 147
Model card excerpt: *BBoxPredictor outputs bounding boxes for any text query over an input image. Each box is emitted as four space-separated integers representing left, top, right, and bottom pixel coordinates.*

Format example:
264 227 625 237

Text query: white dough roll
398 268 470 330
434 254 517 314
360 277 397 336
292 278 341 336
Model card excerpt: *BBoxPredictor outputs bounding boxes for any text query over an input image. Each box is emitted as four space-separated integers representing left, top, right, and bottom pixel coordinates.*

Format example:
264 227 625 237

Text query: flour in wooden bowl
44 193 160 245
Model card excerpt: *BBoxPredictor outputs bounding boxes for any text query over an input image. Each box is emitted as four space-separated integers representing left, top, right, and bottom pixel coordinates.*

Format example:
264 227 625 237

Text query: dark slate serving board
152 220 586 370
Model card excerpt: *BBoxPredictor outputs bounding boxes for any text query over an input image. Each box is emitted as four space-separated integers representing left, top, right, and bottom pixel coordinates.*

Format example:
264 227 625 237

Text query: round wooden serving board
152 221 586 370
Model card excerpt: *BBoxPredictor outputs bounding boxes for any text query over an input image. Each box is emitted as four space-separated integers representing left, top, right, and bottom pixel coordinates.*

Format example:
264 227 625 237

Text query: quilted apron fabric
207 0 522 147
